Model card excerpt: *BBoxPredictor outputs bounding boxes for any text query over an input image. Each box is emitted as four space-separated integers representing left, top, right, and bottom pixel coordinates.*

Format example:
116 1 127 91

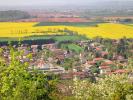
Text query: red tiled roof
113 69 128 74
99 66 110 69
56 55 65 60
101 61 113 66
106 72 113 75
101 51 108 56
61 75 73 79
93 58 104 61
31 45 38 48
95 47 102 51
61 72 86 79
72 72 84 76
130 50 133 53
87 61 96 65
117 56 124 60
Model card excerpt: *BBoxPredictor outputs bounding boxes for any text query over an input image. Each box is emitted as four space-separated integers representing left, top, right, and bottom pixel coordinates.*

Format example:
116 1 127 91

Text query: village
0 37 133 81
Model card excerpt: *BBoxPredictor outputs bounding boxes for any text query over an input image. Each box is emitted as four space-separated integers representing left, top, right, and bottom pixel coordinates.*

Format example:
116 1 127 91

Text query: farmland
0 35 87 43
35 22 104 27
61 44 84 53
0 22 133 39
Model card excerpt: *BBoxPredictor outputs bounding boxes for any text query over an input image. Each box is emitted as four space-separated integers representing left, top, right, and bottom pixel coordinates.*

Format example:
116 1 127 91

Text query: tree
71 74 133 100
62 58 74 70
0 47 56 100
117 38 128 58
90 66 100 74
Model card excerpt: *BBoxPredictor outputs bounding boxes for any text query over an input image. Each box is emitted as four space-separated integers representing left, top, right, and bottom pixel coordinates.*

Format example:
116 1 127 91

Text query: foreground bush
0 48 56 100
72 74 133 100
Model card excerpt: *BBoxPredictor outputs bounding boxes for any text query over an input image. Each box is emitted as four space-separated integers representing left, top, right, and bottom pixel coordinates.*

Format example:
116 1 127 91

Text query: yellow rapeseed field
0 22 133 39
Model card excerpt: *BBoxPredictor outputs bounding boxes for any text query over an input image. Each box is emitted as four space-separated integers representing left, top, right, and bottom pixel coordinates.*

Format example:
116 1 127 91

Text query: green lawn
61 43 84 53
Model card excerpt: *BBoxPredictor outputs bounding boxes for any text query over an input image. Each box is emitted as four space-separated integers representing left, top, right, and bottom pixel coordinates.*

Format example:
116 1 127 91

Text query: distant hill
0 10 31 21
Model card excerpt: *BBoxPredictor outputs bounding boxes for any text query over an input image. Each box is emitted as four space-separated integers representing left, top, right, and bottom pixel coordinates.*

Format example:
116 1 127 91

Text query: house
31 45 39 52
95 47 102 51
90 42 100 47
130 50 133 53
88 61 96 65
99 66 111 74
128 72 133 84
117 56 128 63
101 60 113 66
1 46 8 50
42 43 57 50
85 60 96 67
101 51 109 58
56 55 65 61
34 60 65 74
18 46 27 51
53 49 66 60
93 58 104 62
49 66 65 74
72 72 86 79
60 72 87 80
47 57 54 63
60 73 73 80
31 45 38 49
82 61 92 71
36 59 45 68
113 69 128 74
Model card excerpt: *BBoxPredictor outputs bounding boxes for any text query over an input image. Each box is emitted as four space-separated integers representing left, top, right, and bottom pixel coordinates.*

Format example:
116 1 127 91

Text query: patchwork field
0 22 133 39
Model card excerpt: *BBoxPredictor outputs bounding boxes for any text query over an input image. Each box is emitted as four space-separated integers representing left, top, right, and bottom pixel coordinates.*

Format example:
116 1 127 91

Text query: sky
0 0 130 6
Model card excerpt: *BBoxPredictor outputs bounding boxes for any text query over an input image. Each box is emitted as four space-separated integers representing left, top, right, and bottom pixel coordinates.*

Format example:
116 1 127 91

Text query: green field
35 22 106 27
126 24 133 27
0 35 88 42
61 43 84 53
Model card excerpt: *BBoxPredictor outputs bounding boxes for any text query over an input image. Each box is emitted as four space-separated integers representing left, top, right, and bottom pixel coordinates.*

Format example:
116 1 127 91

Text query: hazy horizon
0 0 133 11
0 0 132 6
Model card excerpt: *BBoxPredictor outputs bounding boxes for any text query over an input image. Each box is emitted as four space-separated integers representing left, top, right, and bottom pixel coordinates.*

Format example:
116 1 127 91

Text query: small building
93 58 104 62
42 43 57 50
101 60 113 66
113 69 128 74
99 66 111 74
